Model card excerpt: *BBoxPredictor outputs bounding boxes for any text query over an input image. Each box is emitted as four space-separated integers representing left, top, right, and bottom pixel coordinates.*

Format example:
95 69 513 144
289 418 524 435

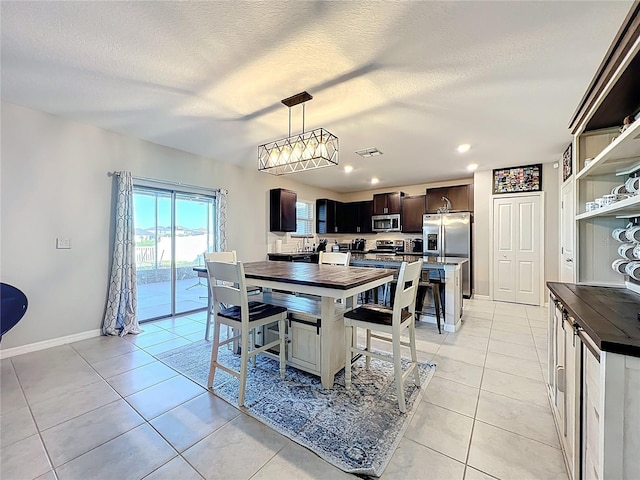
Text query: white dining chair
205 260 287 406
203 250 260 341
343 259 423 413
318 251 351 266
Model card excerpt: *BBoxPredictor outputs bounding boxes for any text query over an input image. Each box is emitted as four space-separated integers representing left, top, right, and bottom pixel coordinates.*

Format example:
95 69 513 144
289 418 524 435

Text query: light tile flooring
0 298 568 480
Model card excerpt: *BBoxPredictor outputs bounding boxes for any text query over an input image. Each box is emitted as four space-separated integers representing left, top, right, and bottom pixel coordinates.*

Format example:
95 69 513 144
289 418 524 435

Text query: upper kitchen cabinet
357 200 374 234
316 199 373 234
568 9 640 288
270 188 297 232
316 198 339 234
426 184 473 213
373 192 404 214
401 195 425 233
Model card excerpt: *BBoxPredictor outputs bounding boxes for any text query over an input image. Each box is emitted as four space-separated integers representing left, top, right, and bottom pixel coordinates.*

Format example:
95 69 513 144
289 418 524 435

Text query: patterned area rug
157 339 435 477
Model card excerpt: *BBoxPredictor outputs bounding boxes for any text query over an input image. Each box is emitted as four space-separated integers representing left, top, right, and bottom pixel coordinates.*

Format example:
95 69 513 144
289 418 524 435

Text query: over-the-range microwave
372 214 401 232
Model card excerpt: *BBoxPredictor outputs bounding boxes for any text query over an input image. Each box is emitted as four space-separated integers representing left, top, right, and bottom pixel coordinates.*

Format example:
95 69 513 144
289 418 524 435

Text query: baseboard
0 329 102 359
470 294 491 300
418 314 461 333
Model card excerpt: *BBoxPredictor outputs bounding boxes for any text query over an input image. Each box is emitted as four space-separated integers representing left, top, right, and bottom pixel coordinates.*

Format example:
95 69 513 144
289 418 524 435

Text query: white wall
0 103 336 350
473 163 560 297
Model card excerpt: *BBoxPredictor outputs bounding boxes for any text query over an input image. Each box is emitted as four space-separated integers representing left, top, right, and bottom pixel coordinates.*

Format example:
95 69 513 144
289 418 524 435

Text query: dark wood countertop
547 282 640 358
244 261 395 290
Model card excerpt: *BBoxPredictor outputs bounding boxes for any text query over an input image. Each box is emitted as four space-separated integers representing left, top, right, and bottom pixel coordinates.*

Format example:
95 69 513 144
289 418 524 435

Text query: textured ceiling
1 1 634 192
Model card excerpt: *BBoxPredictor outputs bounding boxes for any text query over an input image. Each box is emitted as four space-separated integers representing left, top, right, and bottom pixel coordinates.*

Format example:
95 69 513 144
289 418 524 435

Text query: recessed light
457 144 471 153
344 165 353 173
467 163 478 171
371 177 379 184
356 147 383 158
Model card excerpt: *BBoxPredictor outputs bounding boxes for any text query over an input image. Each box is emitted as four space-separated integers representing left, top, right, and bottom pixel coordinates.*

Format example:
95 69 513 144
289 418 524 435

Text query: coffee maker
352 238 366 251
411 238 423 253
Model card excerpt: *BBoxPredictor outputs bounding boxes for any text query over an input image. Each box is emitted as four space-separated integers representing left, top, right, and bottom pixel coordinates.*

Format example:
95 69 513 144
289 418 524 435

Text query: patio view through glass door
134 186 216 322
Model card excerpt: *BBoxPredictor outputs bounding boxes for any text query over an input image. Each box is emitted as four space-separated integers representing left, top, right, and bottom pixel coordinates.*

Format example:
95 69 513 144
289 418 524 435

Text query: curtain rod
109 171 227 194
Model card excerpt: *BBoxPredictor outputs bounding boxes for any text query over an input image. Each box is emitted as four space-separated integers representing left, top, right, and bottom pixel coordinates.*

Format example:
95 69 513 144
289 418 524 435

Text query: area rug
157 339 435 477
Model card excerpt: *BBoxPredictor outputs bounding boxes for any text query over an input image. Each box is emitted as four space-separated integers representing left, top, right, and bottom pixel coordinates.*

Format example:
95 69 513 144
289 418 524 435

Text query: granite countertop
350 253 468 266
547 282 640 358
267 252 319 258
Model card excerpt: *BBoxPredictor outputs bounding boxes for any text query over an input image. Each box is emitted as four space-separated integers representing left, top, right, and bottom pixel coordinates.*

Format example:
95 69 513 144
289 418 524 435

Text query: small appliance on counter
352 238 366 251
316 238 327 252
411 238 423 253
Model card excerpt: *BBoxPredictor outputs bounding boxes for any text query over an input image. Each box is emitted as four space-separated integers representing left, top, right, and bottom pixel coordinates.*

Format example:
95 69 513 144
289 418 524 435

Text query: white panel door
493 201 516 302
493 195 542 305
561 180 575 282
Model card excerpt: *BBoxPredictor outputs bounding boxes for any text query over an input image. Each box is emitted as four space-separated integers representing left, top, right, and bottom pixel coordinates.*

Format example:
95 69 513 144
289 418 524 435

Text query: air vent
355 147 383 158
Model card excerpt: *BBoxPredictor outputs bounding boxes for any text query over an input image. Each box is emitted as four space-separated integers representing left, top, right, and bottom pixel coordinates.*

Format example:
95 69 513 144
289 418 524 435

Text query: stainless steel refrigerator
423 212 472 298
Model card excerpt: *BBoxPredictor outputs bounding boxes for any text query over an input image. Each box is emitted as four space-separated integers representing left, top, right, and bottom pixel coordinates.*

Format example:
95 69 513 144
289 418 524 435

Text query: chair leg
433 284 442 334
205 307 212 341
344 324 353 389
409 319 421 387
278 317 286 379
365 329 371 370
392 331 406 413
207 320 222 388
250 329 257 367
238 329 249 407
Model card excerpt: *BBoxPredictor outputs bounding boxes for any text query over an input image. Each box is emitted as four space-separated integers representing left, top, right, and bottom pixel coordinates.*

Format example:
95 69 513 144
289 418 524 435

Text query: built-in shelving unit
572 30 640 287
575 119 640 179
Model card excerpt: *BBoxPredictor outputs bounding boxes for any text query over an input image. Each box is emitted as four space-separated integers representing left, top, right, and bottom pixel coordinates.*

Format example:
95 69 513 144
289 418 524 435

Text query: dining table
196 260 395 388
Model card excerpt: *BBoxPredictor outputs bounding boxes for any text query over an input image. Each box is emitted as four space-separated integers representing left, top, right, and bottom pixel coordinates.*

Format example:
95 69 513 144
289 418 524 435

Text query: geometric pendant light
258 91 339 175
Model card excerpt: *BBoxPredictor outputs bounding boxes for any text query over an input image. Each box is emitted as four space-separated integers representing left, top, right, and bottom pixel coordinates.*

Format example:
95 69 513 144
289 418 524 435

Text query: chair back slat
206 260 248 312
319 251 351 266
392 259 423 322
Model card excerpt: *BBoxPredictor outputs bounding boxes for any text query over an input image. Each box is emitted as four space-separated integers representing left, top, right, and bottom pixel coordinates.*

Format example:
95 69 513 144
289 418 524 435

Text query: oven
372 214 401 232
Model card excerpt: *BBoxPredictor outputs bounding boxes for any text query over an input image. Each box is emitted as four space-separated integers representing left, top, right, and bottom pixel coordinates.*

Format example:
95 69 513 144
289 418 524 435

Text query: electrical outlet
56 237 71 249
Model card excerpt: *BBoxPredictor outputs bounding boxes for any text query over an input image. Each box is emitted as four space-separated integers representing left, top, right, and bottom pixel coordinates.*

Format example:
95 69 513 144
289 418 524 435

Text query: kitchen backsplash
266 232 423 254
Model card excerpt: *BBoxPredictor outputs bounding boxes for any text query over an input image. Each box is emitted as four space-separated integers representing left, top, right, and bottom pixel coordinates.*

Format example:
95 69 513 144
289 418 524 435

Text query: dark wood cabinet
316 199 373 234
316 198 339 234
357 200 373 233
373 192 404 215
401 195 425 232
426 184 473 213
270 188 297 232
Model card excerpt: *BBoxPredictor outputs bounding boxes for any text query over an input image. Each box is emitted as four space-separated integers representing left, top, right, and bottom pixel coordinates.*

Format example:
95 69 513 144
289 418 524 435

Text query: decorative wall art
562 143 572 182
493 163 542 194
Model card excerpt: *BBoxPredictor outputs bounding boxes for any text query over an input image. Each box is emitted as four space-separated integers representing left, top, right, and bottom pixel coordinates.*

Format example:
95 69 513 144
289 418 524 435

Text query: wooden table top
547 282 640 357
243 261 395 290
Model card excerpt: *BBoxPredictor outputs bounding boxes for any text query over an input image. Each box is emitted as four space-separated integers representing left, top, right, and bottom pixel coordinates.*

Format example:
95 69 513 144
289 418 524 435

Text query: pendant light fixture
258 91 339 175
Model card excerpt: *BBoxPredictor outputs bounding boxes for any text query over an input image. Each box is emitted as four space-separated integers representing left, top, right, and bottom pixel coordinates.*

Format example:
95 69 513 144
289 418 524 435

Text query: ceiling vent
355 147 383 158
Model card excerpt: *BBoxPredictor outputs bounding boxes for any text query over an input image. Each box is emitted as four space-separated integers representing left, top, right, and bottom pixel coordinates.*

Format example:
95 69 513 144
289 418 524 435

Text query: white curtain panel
216 189 228 251
102 171 141 336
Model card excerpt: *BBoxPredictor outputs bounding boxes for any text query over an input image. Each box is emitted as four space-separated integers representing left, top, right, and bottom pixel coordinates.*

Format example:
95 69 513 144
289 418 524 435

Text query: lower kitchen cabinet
547 283 640 480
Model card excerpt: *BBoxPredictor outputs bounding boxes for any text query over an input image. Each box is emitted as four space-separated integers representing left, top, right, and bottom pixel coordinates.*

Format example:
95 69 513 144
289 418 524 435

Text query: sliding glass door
134 186 216 322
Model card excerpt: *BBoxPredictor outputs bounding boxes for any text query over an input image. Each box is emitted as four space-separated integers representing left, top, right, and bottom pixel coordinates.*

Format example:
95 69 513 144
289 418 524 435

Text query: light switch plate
56 237 71 249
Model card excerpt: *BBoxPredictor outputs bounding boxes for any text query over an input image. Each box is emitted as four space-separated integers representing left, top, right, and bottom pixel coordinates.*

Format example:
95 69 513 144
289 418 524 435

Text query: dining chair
203 250 260 341
344 259 423 413
205 260 287 407
318 251 351 266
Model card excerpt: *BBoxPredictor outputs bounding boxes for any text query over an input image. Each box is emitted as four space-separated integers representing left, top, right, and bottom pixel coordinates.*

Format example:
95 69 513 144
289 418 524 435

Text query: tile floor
0 298 568 480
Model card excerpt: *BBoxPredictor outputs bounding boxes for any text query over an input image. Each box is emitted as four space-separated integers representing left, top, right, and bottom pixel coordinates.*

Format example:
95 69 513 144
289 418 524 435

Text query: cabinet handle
556 365 565 393
566 258 573 263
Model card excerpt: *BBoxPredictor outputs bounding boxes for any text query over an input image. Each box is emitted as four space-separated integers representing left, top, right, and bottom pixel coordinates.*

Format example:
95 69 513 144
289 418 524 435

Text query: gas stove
367 239 405 254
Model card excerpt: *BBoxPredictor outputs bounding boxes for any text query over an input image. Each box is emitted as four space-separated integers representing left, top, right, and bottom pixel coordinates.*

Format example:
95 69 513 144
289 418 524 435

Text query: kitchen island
349 253 467 332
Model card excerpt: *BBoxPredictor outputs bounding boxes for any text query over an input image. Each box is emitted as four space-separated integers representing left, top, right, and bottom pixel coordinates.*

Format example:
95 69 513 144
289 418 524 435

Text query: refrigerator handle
440 223 445 257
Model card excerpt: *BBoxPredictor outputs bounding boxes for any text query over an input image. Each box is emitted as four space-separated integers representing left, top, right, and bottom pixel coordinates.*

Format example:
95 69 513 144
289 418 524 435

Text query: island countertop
349 253 468 267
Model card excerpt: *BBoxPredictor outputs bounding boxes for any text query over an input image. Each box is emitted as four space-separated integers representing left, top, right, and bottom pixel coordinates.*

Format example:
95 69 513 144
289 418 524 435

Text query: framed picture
492 163 542 194
562 143 572 182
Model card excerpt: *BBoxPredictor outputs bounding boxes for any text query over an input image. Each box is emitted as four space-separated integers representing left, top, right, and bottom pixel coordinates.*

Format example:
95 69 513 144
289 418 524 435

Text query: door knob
502 254 507 258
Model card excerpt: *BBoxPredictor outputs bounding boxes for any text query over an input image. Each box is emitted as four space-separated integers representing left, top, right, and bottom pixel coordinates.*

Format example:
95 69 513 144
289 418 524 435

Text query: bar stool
388 273 444 334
